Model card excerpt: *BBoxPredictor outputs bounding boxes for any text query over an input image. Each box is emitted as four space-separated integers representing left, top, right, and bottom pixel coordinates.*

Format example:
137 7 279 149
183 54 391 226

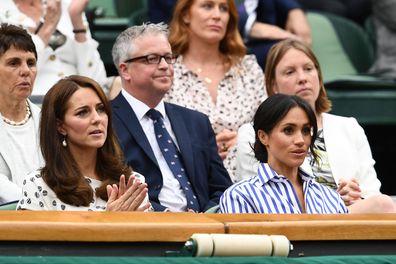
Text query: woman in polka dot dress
17 75 151 211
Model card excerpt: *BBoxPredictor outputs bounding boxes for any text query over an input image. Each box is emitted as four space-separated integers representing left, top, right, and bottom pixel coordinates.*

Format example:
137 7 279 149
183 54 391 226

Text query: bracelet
72 28 86 34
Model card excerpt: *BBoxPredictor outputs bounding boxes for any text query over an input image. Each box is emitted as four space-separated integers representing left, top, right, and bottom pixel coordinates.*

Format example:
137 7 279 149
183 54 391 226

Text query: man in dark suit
111 23 232 212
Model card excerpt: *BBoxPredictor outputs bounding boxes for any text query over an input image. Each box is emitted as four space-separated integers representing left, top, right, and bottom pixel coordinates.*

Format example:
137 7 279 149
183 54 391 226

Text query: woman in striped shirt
220 94 348 213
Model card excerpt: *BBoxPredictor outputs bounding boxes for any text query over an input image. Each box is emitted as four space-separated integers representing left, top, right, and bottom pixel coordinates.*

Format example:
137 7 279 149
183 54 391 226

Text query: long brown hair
40 75 131 206
169 0 246 66
264 39 332 114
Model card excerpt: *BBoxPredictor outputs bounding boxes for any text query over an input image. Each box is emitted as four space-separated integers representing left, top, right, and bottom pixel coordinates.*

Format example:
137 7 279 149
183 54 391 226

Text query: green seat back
0 201 18 210
307 12 358 83
88 0 117 17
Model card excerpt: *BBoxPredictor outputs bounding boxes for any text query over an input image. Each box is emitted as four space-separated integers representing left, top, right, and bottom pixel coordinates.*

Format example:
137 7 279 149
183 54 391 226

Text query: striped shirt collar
257 163 314 186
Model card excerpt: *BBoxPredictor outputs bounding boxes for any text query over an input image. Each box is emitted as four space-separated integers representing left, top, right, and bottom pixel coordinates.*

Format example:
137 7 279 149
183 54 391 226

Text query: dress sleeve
17 172 49 210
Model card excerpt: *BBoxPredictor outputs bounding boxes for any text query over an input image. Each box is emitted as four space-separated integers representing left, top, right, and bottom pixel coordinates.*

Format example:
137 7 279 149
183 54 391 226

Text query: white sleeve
243 0 259 36
235 123 259 182
17 172 48 210
350 118 382 197
0 173 21 204
71 38 108 86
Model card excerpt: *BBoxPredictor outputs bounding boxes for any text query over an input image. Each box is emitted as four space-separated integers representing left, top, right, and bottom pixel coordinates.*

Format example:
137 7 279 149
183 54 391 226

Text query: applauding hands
106 174 151 211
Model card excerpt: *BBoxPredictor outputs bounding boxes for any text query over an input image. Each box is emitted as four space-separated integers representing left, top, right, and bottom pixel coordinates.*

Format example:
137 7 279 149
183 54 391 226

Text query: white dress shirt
121 89 187 212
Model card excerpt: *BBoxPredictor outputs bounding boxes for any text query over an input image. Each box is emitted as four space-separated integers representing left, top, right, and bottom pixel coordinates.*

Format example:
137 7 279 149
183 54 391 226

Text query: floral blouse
164 55 267 181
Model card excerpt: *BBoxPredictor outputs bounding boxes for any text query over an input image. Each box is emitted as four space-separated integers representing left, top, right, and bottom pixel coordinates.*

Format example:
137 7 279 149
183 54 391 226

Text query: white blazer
236 113 381 198
0 100 43 203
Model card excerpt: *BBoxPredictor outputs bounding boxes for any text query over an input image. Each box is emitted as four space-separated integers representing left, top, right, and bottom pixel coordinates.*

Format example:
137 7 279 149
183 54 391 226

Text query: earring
62 136 67 147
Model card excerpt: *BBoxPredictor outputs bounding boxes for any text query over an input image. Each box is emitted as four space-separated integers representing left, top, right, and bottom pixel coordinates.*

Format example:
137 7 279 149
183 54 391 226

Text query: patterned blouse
308 129 337 190
17 170 151 211
164 55 266 181
17 171 106 211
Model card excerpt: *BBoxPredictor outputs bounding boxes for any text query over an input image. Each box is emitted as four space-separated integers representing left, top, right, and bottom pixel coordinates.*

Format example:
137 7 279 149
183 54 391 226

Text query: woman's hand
37 0 61 44
216 129 237 160
106 174 151 211
337 178 362 206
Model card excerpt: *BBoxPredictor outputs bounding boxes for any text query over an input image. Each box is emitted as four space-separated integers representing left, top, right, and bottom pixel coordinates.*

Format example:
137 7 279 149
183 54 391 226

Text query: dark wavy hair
0 23 37 59
40 75 131 206
253 94 319 164
169 0 246 66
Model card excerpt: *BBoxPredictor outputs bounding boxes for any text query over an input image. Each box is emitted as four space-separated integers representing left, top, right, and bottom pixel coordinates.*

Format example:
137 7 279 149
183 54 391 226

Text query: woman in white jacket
236 39 396 212
0 0 108 96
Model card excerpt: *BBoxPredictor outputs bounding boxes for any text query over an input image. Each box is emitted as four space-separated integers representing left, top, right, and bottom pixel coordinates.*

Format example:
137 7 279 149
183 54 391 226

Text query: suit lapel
165 103 195 181
112 94 159 167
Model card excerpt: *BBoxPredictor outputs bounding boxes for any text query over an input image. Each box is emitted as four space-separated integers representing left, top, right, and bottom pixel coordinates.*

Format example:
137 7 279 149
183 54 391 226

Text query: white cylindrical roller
191 233 214 257
270 235 291 256
210 234 273 256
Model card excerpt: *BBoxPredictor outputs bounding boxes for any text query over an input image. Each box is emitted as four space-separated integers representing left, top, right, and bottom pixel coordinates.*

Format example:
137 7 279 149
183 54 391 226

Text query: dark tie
146 109 200 212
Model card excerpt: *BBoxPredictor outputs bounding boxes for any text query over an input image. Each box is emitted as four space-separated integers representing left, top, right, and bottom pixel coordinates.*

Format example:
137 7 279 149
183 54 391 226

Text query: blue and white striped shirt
220 163 348 214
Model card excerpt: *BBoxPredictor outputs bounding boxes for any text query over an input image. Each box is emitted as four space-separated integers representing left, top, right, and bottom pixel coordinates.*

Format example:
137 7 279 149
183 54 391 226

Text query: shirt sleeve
219 185 256 213
17 172 49 210
236 124 259 182
0 173 21 204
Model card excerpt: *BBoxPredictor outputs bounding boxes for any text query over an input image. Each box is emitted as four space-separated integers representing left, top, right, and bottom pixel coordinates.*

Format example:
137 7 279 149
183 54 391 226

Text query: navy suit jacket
111 93 232 212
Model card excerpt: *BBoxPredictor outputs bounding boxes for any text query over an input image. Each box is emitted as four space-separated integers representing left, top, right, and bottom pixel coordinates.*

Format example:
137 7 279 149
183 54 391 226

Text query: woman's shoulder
239 54 261 68
323 113 361 127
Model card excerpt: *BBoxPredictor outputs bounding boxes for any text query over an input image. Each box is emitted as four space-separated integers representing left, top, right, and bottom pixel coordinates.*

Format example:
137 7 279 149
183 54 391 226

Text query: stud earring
62 136 67 147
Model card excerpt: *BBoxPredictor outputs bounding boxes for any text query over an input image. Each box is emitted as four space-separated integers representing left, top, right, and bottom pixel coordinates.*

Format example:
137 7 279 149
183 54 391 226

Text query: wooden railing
0 212 395 242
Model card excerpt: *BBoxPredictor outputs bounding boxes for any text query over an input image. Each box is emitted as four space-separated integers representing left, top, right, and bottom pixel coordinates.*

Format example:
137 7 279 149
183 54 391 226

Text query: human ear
56 119 66 136
258 129 269 147
271 82 279 94
183 12 190 24
119 63 131 81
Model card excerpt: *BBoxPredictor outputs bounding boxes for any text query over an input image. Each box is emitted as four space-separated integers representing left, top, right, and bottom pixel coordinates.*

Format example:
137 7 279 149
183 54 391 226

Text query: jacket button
155 185 161 190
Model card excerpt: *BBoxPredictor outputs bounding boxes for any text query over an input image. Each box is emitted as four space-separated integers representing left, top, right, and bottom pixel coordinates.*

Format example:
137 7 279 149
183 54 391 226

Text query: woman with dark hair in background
0 23 42 204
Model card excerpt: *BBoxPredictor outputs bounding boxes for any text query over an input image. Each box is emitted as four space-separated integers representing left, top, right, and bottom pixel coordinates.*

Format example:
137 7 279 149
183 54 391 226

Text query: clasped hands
106 174 151 211
337 178 362 206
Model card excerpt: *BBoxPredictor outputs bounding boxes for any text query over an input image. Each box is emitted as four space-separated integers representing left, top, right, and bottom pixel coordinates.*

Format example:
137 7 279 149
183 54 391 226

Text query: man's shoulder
165 102 208 119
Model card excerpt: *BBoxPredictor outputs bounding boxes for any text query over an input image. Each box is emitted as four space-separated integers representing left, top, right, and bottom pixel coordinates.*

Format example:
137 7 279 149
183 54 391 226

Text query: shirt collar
257 163 314 185
121 89 166 121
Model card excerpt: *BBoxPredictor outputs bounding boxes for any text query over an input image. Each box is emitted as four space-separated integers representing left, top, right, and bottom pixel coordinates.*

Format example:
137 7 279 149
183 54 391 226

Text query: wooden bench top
0 212 395 242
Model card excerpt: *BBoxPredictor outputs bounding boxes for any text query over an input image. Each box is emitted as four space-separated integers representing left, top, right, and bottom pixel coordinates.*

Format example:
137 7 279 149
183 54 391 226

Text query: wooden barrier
1 212 396 241
1 212 396 256
0 211 223 242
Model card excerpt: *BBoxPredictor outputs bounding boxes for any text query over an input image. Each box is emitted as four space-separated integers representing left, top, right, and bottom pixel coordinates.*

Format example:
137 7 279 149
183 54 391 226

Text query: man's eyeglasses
124 54 178 65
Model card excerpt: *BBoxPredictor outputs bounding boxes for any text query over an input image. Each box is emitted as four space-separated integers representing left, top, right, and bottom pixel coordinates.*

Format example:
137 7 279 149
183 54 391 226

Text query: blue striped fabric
220 163 348 214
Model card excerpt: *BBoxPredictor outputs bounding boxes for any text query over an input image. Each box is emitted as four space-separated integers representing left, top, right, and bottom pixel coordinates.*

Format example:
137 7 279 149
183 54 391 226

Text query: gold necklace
196 68 212 84
2 101 32 126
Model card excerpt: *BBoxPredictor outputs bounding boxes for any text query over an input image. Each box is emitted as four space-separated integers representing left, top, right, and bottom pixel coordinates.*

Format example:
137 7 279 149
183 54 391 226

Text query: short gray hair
112 22 169 71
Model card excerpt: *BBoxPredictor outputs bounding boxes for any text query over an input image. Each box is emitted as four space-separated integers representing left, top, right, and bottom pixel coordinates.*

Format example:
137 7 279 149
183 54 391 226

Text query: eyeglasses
124 54 178 65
